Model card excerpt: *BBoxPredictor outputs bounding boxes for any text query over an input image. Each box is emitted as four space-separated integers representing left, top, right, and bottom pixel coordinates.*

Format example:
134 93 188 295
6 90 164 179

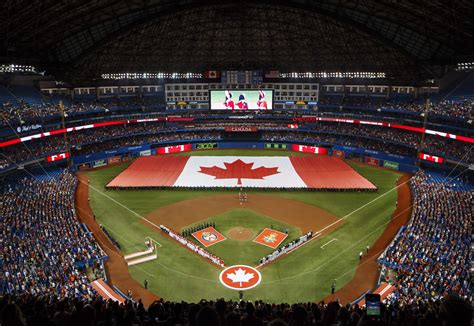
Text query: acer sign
219 265 262 290
196 142 218 150
418 153 444 163
291 144 328 155
156 144 192 154
46 152 70 162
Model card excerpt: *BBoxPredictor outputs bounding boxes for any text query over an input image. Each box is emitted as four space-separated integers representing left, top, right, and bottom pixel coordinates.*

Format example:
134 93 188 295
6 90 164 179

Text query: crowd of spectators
319 95 473 120
159 225 225 267
381 100 473 120
1 95 472 129
0 126 221 171
1 292 472 326
378 170 472 306
1 101 109 126
0 118 472 171
262 126 473 162
0 170 104 299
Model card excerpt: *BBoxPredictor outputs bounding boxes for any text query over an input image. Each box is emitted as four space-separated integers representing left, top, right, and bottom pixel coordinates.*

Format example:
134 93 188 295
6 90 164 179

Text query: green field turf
182 209 301 266
86 149 400 302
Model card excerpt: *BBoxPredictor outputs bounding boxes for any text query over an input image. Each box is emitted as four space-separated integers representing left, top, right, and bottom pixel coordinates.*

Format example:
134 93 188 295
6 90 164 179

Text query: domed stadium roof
1 0 473 81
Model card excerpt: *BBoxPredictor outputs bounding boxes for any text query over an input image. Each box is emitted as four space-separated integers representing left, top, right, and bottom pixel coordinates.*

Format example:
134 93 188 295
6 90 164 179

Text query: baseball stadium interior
0 1 473 325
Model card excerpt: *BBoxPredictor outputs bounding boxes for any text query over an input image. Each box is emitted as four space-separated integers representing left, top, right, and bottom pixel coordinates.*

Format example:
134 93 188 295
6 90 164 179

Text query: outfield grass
87 149 400 302
183 209 301 266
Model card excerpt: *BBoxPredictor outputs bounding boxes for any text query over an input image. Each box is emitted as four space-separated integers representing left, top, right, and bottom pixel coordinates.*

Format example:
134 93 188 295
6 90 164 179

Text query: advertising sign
365 157 380 166
383 160 399 170
265 143 287 149
156 144 192 154
418 153 444 163
139 149 152 156
224 126 258 132
196 143 218 150
92 159 107 168
108 156 121 164
291 144 328 154
46 152 70 162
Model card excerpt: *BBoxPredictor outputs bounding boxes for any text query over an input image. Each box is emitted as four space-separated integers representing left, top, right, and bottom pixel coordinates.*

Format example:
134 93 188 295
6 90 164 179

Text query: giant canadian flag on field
107 156 376 190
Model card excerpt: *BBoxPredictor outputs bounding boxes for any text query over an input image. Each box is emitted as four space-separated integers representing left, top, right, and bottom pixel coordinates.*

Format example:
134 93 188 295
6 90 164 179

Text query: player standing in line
223 90 235 111
256 90 268 110
236 93 249 110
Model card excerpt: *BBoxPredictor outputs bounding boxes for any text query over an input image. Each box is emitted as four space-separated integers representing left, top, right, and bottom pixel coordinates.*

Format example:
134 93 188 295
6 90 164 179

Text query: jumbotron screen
209 89 273 110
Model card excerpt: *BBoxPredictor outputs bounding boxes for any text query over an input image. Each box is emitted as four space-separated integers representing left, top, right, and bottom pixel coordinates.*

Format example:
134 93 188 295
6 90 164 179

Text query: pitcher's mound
228 227 254 241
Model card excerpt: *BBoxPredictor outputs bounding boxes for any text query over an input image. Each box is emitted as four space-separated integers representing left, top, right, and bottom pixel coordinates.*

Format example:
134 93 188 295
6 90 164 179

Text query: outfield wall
70 140 419 173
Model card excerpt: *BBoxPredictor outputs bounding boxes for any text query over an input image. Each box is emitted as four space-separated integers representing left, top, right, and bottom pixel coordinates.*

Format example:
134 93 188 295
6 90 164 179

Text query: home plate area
253 228 288 249
192 227 227 247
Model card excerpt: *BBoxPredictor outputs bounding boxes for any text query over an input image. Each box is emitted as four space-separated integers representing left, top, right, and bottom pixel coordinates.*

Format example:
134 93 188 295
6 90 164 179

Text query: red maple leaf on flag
199 159 279 185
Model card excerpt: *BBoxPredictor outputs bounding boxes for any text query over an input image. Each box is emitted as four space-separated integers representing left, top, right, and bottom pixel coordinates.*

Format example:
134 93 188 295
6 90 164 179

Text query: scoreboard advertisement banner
140 149 152 156
195 142 219 150
46 152 70 162
210 89 273 110
108 156 121 164
291 144 328 154
383 160 399 170
265 143 287 149
157 144 192 154
365 157 380 166
418 153 444 163
224 126 258 132
92 159 107 168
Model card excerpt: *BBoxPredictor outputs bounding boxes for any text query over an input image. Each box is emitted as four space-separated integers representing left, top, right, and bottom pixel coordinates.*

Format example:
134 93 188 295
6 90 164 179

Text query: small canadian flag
204 71 220 79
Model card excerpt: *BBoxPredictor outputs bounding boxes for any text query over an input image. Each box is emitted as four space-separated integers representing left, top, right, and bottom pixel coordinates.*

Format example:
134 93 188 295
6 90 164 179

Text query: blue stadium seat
10 85 44 106
0 85 20 105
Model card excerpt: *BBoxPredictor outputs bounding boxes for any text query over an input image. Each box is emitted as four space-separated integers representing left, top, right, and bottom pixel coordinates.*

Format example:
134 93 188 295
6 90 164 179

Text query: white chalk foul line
320 238 338 249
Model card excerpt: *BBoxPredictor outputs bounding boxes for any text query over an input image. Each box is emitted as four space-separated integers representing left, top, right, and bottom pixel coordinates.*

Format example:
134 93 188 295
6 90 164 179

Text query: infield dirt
144 193 342 235
227 227 254 241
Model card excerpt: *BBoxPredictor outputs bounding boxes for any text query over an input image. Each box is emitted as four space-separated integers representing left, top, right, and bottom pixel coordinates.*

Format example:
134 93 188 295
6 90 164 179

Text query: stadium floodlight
280 71 386 79
0 64 37 73
456 62 474 71
101 72 203 80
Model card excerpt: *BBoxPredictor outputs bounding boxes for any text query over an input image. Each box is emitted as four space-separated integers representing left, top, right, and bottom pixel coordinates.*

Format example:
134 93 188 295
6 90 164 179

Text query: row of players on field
181 222 216 237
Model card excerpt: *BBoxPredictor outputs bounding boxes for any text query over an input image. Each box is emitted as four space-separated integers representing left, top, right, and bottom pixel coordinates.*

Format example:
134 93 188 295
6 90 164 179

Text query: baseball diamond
80 149 403 302
2 4 472 324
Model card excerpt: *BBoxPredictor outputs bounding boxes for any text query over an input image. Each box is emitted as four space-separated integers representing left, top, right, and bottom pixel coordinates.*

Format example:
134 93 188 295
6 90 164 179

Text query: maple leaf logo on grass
226 268 255 287
219 265 262 290
199 159 279 185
